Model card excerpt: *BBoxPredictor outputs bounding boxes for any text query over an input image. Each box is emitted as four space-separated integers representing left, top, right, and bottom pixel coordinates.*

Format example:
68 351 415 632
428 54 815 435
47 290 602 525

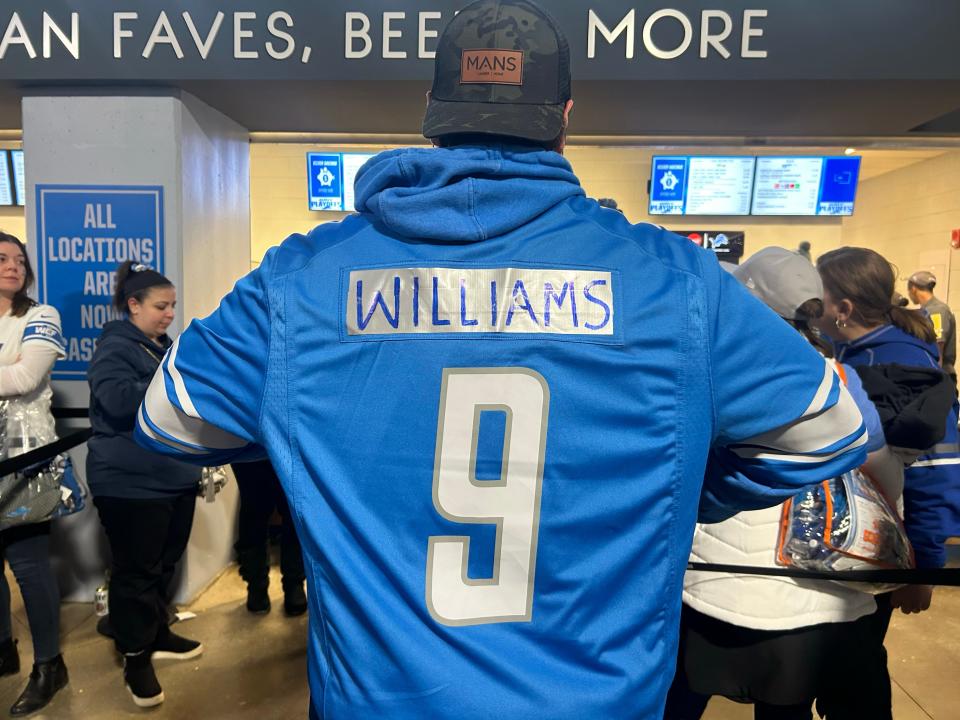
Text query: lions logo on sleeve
21 306 67 358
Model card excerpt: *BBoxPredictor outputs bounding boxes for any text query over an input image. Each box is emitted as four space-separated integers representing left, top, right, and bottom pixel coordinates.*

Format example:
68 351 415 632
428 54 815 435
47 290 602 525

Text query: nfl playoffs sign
307 152 373 212
35 185 164 380
307 153 344 211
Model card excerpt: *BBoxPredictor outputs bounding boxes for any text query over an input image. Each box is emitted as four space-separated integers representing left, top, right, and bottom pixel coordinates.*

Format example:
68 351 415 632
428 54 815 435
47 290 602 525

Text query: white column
22 91 249 602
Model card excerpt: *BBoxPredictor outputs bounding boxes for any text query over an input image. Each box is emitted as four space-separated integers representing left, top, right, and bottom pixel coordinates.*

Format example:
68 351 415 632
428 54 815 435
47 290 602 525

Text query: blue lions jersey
137 147 866 718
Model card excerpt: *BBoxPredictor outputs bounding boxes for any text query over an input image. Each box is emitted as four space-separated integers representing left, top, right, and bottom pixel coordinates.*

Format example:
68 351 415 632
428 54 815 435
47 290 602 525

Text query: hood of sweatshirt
835 324 939 368
354 145 585 243
99 319 172 350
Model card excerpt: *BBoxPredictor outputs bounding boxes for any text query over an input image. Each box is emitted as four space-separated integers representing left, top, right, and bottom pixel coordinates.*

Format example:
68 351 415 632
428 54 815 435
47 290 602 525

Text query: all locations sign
35 185 164 380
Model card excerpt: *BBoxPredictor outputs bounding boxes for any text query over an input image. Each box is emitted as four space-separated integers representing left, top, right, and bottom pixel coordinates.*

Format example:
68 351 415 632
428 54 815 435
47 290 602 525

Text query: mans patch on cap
460 49 524 85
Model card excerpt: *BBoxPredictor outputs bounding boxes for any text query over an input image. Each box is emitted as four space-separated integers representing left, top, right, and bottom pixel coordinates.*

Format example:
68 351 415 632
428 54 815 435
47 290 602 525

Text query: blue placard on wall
307 153 344 211
817 157 861 216
306 152 376 212
649 156 688 215
35 185 164 380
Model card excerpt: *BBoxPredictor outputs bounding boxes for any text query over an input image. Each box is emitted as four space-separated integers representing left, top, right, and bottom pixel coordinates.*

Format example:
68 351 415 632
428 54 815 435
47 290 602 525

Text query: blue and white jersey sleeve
699 265 868 522
0 305 65 397
135 259 272 465
22 305 66 357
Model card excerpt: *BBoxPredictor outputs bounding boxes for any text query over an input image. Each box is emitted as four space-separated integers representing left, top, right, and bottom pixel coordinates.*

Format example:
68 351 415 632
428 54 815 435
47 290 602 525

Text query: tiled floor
0 563 956 718
0 566 310 718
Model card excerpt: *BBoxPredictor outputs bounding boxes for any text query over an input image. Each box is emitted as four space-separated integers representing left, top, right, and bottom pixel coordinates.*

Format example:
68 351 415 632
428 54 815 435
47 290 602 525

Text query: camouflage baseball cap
422 0 571 143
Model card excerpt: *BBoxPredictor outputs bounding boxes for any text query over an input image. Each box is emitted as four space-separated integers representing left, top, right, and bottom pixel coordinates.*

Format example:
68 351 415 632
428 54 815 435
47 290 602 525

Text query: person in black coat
232 459 307 616
87 262 202 709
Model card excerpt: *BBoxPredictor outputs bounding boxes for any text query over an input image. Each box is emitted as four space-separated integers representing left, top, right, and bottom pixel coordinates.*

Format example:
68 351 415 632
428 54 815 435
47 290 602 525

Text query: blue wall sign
306 152 374 212
35 185 164 380
817 157 861 216
649 157 688 215
307 153 344 211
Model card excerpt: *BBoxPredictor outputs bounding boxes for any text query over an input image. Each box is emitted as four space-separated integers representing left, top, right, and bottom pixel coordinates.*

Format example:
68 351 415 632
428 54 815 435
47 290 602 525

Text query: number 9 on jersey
427 368 550 626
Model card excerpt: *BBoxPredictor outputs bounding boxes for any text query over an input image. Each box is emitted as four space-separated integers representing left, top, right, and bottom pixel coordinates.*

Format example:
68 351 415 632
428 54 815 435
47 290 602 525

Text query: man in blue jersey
135 1 867 717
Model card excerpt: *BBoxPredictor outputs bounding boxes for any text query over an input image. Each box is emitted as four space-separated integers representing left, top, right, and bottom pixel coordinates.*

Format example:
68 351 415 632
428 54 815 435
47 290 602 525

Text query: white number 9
426 368 550 626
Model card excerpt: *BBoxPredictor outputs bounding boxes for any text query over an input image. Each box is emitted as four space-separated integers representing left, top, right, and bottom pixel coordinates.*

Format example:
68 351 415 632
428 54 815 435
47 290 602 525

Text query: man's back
924 295 956 374
138 146 866 718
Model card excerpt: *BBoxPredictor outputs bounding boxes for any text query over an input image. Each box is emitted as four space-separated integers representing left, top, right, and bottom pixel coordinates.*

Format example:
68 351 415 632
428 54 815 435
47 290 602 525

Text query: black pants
664 684 810 720
232 460 304 590
0 523 60 662
665 603 893 720
94 492 196 654
815 594 893 720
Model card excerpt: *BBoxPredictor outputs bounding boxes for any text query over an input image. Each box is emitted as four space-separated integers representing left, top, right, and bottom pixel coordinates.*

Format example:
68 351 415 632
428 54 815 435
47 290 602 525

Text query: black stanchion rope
51 407 89 419
687 561 960 587
0 428 92 478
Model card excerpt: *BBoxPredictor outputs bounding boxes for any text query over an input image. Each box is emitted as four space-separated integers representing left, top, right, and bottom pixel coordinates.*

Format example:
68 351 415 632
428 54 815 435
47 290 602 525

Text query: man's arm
698 254 867 522
135 248 279 465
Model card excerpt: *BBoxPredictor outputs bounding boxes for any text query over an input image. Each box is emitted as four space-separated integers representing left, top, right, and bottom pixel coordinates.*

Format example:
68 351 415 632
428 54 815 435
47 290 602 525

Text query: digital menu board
752 156 861 216
307 152 375 211
11 150 24 207
649 156 756 216
0 151 13 207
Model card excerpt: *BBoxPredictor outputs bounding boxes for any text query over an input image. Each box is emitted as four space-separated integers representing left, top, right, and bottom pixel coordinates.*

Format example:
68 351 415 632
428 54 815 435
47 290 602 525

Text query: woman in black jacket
87 262 202 709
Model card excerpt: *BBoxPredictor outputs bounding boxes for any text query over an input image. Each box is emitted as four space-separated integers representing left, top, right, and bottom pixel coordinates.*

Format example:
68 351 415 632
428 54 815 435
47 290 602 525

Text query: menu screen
307 152 375 211
752 156 861 216
0 151 12 207
11 150 24 207
650 156 755 216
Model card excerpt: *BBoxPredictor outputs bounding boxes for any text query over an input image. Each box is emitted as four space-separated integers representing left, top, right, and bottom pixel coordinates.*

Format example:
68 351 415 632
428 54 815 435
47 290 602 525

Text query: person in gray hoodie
87 261 202 709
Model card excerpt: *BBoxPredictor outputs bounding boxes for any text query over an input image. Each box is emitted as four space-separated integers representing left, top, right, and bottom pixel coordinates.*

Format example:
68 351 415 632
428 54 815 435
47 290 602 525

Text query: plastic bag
0 399 86 530
776 468 914 594
0 453 85 529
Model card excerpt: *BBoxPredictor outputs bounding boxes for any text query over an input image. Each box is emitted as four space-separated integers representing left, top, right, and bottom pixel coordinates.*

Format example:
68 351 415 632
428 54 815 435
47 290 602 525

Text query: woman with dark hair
814 246 960 716
0 231 69 716
87 261 202 709
817 247 959 581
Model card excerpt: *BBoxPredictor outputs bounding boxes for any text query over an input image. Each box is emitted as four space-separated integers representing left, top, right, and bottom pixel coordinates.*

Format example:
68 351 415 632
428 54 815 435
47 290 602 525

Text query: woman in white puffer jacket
664 248 903 720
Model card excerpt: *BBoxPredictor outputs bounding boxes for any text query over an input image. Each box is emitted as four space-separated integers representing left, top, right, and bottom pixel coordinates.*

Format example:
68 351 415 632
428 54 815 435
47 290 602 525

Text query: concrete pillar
22 90 250 603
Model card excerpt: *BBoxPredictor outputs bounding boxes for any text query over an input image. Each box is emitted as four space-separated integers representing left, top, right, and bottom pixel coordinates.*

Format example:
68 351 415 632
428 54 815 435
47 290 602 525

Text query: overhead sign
0 151 12 207
0 2 957 82
649 156 755 216
11 150 24 206
307 152 373 212
35 185 164 380
649 157 687 215
752 156 861 216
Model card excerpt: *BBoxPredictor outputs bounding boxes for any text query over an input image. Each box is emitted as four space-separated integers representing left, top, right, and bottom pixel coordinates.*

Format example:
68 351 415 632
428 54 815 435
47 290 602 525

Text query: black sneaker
283 583 308 617
152 631 203 661
246 585 271 615
123 652 164 708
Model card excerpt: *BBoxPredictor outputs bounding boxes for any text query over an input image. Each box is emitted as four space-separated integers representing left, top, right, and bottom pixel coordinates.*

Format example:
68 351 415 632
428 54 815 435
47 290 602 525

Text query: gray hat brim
422 97 565 142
